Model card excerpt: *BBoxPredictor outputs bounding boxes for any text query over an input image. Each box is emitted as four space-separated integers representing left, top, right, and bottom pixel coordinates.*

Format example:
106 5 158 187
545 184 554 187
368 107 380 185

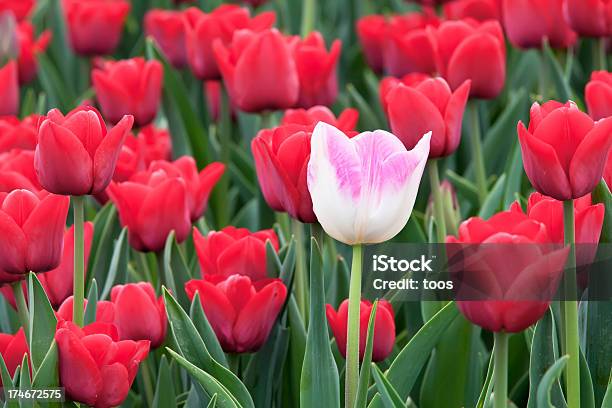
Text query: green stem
428 160 447 243
215 85 231 228
598 37 607 71
563 200 580 408
345 244 363 408
493 332 508 408
72 196 85 327
12 282 29 339
564 46 574 81
300 0 316 37
468 102 487 205
292 219 308 323
540 38 550 99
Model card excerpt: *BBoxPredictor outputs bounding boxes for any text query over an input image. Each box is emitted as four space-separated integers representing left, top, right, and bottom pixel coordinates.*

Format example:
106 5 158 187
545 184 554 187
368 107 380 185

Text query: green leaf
207 394 218 408
476 352 494 408
347 83 383 130
86 203 118 291
31 341 58 390
163 232 193 309
100 228 129 300
368 302 460 408
0 352 17 408
27 273 57 373
445 170 479 208
163 289 254 408
153 356 176 408
355 301 378 408
536 355 569 408
591 180 612 244
478 175 507 219
542 41 573 102
166 348 238 408
371 364 405 408
601 377 612 408
527 310 566 408
579 349 595 408
84 279 98 326
300 238 340 408
189 293 228 368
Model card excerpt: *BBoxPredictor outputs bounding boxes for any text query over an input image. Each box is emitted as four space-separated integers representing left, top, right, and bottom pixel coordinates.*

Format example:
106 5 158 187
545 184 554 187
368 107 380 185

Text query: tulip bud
62 0 131 56
252 106 358 223
307 122 430 245
55 320 150 408
503 0 576 49
193 226 279 282
35 106 134 196
443 0 502 22
145 9 188 69
16 22 51 84
326 300 395 362
185 274 287 353
518 101 612 200
585 70 612 121
0 189 69 279
92 58 163 127
382 75 470 157
563 0 612 38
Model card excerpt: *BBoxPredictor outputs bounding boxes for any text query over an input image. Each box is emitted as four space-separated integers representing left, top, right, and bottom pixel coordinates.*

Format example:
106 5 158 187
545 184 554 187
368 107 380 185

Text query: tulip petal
97 363 130 408
35 121 93 195
92 115 133 194
585 80 612 121
216 236 268 281
443 80 471 156
112 284 164 347
0 209 27 274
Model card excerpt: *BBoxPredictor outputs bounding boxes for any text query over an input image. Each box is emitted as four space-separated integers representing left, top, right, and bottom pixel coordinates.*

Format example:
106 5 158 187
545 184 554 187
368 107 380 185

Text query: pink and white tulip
307 122 431 244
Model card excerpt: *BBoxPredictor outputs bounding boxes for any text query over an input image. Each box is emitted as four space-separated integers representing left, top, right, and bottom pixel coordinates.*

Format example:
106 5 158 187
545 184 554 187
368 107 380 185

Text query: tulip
92 58 163 127
185 274 287 353
214 28 299 112
518 101 612 201
56 296 115 324
585 71 612 121
443 0 502 22
62 0 130 56
193 226 279 281
502 0 576 49
107 166 191 252
290 31 341 108
34 106 134 196
383 76 471 157
356 15 387 73
110 282 167 348
0 150 42 194
383 12 439 77
55 320 150 408
0 189 69 276
307 122 430 245
563 0 612 38
144 9 188 69
326 300 395 362
0 61 18 116
0 328 28 379
16 22 51 84
0 0 34 21
183 5 275 80
252 107 358 222
431 19 506 99
0 115 38 152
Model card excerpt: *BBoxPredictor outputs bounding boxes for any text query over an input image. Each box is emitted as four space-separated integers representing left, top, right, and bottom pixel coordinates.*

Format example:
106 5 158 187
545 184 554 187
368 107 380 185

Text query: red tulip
518 101 612 200
502 0 577 49
0 114 38 152
251 106 358 222
447 210 569 332
0 189 69 278
193 226 279 281
0 0 34 21
142 157 224 222
110 282 167 348
326 299 395 362
16 22 51 84
0 61 18 116
56 296 115 323
290 31 341 108
55 319 150 408
585 70 612 121
92 58 163 127
431 19 506 99
383 12 439 77
0 328 28 379
62 0 130 56
443 0 502 22
144 9 188 69
563 0 612 38
0 150 42 194
183 5 275 80
107 165 191 252
185 274 287 353
214 28 299 112
34 106 134 196
382 75 471 157
356 15 387 73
